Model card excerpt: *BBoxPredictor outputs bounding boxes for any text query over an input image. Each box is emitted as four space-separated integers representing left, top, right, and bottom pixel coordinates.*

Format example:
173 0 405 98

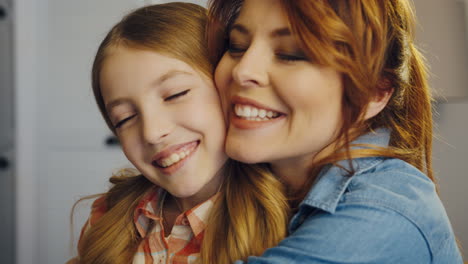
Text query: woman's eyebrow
230 23 291 38
270 28 291 38
230 23 250 35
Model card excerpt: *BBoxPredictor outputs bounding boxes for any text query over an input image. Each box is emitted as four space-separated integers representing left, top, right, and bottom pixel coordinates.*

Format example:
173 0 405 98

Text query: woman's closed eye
114 114 137 129
164 89 191 102
276 52 308 62
227 42 247 56
228 41 309 63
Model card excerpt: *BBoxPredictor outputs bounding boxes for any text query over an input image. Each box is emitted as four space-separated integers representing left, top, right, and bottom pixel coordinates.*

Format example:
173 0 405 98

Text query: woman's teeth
158 150 191 168
234 104 280 121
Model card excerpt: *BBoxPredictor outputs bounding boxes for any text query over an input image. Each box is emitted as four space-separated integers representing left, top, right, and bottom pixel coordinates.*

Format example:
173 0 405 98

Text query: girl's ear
363 79 394 120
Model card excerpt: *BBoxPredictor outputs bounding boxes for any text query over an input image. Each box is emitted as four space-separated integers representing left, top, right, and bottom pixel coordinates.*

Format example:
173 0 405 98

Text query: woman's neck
270 156 314 194
270 141 340 194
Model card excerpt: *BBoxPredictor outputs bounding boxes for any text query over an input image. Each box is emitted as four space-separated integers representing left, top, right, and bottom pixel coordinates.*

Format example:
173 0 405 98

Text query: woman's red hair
207 0 434 196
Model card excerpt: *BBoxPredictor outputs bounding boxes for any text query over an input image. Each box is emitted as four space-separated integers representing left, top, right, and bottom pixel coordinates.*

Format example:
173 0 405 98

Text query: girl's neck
161 173 223 234
161 194 181 234
176 171 224 212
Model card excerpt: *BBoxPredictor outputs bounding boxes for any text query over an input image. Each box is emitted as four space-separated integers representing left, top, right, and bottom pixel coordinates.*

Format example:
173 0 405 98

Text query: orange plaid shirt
79 187 219 264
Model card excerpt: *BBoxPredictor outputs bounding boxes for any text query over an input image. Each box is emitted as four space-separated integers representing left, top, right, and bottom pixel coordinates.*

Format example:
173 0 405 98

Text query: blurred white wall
412 0 468 258
12 0 467 263
14 0 40 263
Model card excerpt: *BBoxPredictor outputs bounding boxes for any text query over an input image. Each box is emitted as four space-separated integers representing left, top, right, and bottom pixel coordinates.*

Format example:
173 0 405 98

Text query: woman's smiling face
215 0 344 171
101 47 227 201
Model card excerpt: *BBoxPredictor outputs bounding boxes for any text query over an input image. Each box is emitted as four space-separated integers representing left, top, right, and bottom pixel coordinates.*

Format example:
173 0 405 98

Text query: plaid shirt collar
133 187 220 239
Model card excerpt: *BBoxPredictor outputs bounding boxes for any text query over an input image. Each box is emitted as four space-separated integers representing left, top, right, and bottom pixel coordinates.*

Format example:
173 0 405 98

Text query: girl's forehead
99 49 193 97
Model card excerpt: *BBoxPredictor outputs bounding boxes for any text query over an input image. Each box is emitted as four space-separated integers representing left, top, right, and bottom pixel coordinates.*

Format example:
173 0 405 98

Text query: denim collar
300 128 391 214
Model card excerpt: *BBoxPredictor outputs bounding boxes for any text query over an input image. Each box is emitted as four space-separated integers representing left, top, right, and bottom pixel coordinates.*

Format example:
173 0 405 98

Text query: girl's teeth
159 150 192 168
251 107 258 117
170 153 180 163
235 105 243 116
244 107 251 116
258 109 266 118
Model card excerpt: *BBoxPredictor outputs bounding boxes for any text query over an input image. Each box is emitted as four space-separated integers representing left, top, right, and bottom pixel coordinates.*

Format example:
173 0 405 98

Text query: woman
71 3 288 263
209 0 463 263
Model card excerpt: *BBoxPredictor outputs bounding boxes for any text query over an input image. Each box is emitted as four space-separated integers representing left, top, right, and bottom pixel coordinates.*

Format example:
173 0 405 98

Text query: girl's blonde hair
76 3 288 263
208 0 434 199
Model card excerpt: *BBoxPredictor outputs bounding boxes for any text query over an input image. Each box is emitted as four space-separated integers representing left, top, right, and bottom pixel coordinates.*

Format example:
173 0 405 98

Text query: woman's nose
232 44 270 88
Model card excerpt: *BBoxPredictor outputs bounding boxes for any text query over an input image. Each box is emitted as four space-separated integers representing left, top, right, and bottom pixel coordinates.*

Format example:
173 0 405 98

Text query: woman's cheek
214 54 232 93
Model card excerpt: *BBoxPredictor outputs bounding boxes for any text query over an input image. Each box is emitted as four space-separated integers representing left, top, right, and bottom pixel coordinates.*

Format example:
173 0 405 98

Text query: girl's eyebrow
153 70 193 86
105 70 192 112
230 23 292 38
105 98 129 113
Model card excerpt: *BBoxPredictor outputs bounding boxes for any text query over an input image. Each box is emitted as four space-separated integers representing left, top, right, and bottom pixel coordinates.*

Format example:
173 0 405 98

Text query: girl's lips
151 141 198 162
151 141 199 174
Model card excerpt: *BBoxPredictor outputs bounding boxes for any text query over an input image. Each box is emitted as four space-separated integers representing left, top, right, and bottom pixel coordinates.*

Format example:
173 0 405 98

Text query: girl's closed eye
164 89 191 102
114 114 137 129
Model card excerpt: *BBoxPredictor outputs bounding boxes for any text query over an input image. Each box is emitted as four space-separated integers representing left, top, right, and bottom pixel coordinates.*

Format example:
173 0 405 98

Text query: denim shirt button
299 215 306 224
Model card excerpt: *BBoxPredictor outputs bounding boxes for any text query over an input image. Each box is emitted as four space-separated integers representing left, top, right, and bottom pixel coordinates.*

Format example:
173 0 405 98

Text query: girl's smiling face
101 47 227 203
214 0 344 180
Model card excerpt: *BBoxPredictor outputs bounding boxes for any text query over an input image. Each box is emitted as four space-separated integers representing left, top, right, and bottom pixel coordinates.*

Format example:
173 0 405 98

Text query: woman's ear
363 78 394 120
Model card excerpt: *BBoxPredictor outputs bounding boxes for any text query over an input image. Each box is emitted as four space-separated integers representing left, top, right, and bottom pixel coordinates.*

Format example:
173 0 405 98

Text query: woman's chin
226 147 267 164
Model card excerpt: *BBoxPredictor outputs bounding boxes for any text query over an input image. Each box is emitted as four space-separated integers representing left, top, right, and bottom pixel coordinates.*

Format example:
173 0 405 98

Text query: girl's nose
141 112 173 145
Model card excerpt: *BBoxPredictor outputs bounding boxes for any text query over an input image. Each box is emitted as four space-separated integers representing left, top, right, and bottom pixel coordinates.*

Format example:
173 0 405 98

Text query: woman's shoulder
346 157 438 215
291 158 462 263
306 157 435 215
349 157 431 193
298 156 461 262
341 157 461 262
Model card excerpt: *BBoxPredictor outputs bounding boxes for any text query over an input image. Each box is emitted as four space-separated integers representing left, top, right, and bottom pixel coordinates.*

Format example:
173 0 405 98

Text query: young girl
209 0 463 263
72 3 288 264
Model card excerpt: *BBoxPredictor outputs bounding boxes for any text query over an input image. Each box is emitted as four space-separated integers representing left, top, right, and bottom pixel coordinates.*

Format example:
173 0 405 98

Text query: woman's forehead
234 0 289 30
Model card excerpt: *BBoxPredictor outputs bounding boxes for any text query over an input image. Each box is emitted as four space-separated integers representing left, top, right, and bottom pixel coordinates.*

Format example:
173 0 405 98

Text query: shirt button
300 215 306 222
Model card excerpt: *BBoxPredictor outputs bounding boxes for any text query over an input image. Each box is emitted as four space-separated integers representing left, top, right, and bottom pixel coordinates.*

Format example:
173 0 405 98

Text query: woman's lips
230 96 285 114
229 96 285 129
230 111 285 129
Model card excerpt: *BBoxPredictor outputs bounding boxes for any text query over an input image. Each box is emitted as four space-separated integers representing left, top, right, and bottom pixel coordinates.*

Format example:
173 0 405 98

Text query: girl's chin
166 189 196 199
168 185 207 199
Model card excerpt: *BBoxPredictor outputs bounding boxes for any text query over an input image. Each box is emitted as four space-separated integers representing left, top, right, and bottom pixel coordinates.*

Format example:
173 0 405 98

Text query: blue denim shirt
235 129 463 264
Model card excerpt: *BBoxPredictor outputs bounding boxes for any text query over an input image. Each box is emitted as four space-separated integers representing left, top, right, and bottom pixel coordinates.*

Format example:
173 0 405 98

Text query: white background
10 0 468 263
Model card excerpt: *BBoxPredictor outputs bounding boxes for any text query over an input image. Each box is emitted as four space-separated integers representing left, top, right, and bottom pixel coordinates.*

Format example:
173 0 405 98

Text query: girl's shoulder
88 195 108 226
